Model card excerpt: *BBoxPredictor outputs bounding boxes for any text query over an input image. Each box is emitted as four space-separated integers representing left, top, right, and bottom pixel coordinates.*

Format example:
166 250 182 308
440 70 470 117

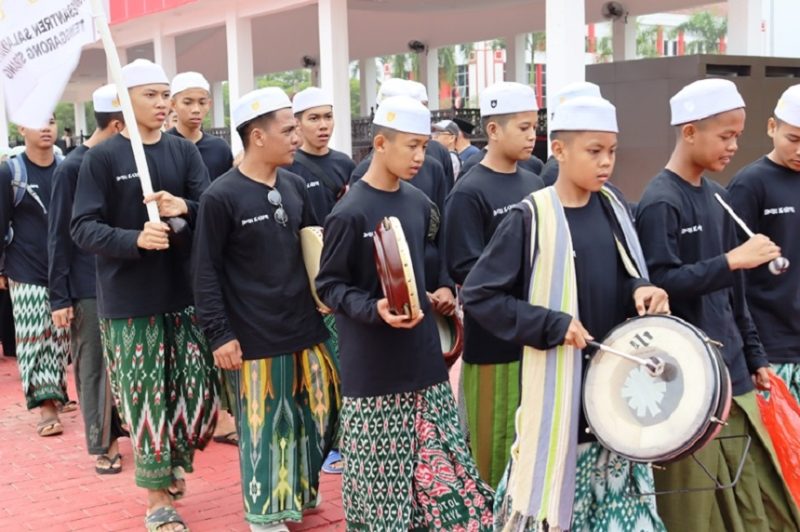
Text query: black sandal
95 453 122 475
212 431 238 446
145 505 188 532
167 467 186 501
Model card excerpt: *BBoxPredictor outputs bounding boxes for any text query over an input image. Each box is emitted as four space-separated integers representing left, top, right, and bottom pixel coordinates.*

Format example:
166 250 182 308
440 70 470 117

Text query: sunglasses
267 189 289 227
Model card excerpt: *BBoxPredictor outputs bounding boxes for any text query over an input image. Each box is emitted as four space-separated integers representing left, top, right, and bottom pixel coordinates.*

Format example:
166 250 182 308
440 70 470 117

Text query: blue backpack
4 153 64 245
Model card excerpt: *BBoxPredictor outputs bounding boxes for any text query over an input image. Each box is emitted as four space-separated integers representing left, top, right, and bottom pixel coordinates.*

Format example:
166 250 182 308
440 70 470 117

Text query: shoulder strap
293 150 344 198
8 157 26 207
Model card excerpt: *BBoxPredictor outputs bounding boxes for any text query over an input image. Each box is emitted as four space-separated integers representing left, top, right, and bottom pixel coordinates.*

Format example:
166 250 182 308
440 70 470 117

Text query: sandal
167 467 186 501
145 505 188 532
95 453 122 475
37 417 63 437
59 400 78 414
321 449 343 474
212 431 239 446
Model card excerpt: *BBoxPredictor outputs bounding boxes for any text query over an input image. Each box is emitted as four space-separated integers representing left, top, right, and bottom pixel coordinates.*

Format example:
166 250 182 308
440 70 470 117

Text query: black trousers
0 289 15 357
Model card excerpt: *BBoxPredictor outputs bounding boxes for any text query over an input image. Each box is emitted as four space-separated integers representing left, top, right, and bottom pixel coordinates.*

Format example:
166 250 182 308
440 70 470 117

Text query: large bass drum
583 315 731 464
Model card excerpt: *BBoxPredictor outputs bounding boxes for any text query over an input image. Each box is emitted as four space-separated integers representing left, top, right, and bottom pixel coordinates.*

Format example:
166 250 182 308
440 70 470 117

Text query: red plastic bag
756 373 800 508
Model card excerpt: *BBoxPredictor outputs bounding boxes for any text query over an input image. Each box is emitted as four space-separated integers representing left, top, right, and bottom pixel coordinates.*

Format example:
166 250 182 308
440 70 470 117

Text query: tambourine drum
373 217 421 320
583 315 731 464
435 312 463 368
299 226 331 313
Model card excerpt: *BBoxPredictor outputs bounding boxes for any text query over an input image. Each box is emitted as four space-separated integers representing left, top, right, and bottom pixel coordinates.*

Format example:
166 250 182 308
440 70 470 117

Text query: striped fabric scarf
500 186 648 531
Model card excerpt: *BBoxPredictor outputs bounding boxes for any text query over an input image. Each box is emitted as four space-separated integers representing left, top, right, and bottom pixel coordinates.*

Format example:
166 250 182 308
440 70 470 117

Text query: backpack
4 153 64 245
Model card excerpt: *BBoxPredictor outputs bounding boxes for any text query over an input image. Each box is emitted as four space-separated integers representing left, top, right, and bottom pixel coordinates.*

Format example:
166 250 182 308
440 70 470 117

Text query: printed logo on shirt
763 206 796 216
241 213 270 226
492 204 515 217
363 231 374 239
115 173 138 182
681 224 703 235
26 183 39 190
307 181 321 189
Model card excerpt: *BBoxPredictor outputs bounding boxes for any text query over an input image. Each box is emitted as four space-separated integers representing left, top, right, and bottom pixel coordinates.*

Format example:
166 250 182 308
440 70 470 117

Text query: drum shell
435 312 463 368
373 217 420 319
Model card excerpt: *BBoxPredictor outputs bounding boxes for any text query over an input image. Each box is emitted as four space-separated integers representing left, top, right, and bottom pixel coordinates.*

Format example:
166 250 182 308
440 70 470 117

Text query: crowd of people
1 55 799 532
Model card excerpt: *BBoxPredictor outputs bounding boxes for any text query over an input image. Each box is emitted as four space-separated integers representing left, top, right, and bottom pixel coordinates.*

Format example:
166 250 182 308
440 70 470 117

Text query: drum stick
713 193 790 276
587 340 674 381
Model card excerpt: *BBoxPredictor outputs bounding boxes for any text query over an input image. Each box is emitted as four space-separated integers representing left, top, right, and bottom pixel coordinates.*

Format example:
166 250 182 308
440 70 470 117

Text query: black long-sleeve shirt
462 192 648 442
636 170 768 396
193 168 328 358
0 154 57 286
352 154 451 292
166 128 233 181
727 156 800 363
458 147 544 179
48 145 95 310
71 133 209 318
286 148 354 221
315 179 447 398
444 163 544 364
426 139 455 195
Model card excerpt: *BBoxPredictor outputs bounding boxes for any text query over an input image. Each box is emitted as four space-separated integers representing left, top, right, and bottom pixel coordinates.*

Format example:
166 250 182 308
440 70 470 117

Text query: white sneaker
249 523 289 532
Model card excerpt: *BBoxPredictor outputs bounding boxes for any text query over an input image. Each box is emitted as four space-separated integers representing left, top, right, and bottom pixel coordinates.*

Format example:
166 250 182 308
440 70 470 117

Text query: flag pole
89 0 160 223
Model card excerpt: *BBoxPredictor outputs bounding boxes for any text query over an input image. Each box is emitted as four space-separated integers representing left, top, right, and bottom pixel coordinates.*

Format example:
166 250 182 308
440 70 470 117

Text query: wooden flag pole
90 0 160 223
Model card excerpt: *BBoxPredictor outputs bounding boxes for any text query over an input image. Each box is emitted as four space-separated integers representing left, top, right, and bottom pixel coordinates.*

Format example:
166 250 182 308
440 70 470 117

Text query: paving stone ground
0 354 345 531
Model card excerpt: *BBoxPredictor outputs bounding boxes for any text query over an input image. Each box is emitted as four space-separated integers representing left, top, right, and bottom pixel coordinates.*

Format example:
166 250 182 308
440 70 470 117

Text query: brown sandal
37 417 63 437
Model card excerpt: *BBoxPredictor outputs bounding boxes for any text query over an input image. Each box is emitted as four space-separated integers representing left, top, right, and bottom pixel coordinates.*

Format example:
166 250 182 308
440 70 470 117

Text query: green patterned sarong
101 307 220 489
462 360 520 488
8 280 70 410
233 341 340 526
773 363 800 404
495 442 665 531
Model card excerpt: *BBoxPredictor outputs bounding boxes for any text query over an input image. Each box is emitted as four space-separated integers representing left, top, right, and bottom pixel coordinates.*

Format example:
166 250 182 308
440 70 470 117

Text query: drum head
435 312 463 367
299 226 330 312
584 315 721 463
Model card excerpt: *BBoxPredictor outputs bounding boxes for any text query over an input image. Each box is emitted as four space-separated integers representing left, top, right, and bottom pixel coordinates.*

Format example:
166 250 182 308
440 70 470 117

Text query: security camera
407 40 427 53
302 55 317 68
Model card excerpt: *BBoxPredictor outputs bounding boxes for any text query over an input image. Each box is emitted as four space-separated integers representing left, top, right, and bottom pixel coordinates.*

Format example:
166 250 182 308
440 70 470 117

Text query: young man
728 84 800 402
167 71 237 447
193 87 338 532
49 84 127 473
287 86 355 221
71 59 218 532
315 96 493 531
443 81 544 487
459 144 544 178
0 115 70 437
453 117 480 164
636 78 800 531
462 95 668 531
167 71 233 181
432 119 462 178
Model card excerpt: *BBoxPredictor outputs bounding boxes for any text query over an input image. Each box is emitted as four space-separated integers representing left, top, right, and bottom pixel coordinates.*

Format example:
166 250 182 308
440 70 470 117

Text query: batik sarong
72 298 126 454
654 391 800 531
341 381 494 531
101 306 219 489
773 362 800 404
462 360 520 488
8 280 69 410
233 340 340 525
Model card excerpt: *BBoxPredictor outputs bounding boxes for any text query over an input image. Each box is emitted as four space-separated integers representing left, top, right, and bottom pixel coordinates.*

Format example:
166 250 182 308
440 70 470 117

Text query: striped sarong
233 341 340 526
101 306 220 489
654 391 800 531
341 381 494 531
462 359 520 488
498 187 650 531
8 280 70 410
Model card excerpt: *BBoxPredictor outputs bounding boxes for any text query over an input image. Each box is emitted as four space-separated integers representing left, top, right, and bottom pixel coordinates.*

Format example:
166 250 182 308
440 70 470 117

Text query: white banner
0 0 96 128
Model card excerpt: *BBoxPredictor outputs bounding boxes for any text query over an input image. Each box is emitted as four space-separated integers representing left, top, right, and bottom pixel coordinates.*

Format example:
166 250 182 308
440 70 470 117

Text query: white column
425 48 439 110
612 18 638 61
310 66 320 87
728 0 765 55
0 81 9 150
154 34 177 79
109 47 128 83
546 0 585 134
359 57 377 117
211 82 225 128
225 10 254 155
505 33 527 83
74 101 87 139
318 0 352 156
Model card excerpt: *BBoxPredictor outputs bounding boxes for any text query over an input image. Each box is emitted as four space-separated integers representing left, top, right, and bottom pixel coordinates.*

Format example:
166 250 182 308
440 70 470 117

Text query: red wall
109 0 196 24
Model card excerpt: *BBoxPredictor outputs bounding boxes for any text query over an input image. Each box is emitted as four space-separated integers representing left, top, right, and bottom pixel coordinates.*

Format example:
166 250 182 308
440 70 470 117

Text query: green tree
438 46 457 87
637 24 660 58
595 36 613 63
528 32 545 84
675 12 727 54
